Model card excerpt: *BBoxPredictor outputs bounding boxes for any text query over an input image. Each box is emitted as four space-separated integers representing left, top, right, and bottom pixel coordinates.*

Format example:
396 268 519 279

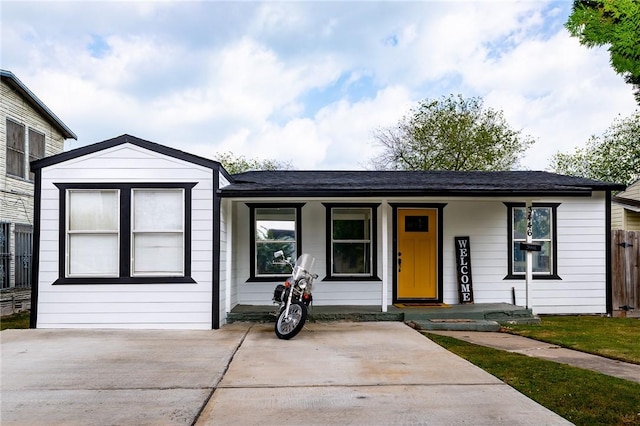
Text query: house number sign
455 236 474 304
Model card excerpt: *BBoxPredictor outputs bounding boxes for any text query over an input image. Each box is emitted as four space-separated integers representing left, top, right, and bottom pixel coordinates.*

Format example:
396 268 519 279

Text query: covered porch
226 303 540 331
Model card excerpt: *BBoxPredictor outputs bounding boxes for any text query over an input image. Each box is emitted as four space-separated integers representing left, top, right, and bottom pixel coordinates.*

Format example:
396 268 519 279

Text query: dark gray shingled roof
220 170 626 197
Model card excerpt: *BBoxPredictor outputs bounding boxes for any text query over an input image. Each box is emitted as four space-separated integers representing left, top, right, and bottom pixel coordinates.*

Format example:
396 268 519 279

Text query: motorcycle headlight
298 279 307 289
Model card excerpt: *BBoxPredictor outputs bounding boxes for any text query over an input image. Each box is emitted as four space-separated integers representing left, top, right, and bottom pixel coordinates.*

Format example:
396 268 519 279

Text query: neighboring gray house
1 69 76 292
30 135 625 329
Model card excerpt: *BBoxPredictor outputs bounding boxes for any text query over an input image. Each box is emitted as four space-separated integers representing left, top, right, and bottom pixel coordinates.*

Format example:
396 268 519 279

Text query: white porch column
225 200 233 314
381 200 389 312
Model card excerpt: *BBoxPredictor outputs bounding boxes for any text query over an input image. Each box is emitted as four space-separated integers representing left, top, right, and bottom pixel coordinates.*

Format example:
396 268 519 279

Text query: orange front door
397 209 438 300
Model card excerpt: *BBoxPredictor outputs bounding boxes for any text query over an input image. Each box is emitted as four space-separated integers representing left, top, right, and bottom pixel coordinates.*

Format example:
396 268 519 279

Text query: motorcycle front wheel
275 301 307 340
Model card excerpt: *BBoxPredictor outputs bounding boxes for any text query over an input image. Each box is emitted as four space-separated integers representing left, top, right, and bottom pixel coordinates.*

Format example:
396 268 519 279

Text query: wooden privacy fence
612 230 640 317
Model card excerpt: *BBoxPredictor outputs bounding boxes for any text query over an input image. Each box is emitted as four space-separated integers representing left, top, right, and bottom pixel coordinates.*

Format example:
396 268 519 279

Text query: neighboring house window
6 119 25 178
5 119 45 180
56 183 195 284
28 129 45 180
323 203 380 280
247 204 303 280
505 203 560 280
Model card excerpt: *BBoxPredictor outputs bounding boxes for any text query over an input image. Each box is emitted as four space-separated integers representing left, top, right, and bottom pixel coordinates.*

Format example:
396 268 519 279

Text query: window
5 119 45 180
505 203 560 280
67 190 120 277
56 183 195 284
248 204 303 280
324 203 379 280
132 189 184 276
6 119 25 178
28 129 45 180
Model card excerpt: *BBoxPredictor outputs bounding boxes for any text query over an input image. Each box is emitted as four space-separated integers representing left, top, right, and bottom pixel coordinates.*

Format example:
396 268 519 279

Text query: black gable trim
30 134 232 181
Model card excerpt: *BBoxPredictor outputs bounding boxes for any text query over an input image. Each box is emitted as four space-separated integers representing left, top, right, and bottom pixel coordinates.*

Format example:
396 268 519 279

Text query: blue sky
1 1 636 170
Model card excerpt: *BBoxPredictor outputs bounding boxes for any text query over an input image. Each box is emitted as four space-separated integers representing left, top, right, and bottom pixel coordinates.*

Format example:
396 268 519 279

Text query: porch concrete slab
227 303 540 325
427 330 640 384
199 322 570 425
0 325 250 425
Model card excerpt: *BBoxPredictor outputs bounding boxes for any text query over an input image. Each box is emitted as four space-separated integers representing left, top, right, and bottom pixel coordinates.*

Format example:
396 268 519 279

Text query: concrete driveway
1 322 570 425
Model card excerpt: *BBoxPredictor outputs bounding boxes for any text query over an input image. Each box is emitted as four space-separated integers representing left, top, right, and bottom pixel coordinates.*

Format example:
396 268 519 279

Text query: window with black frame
505 203 560 280
248 204 303 280
324 203 379 280
55 183 195 284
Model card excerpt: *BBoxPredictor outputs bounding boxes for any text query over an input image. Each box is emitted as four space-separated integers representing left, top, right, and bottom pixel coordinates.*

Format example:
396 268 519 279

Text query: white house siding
441 199 508 305
36 144 216 329
231 200 387 308
548 193 608 314
229 194 609 315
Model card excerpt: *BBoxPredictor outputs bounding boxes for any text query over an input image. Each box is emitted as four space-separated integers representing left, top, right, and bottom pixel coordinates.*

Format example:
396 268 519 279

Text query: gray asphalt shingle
222 170 625 197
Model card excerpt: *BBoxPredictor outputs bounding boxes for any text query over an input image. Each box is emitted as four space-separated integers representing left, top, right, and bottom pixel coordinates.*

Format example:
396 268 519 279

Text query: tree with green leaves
565 0 640 104
214 152 293 174
549 111 640 186
369 94 535 171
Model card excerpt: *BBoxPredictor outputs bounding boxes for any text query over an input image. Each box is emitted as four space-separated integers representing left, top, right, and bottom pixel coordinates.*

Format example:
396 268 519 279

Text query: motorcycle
271 251 318 339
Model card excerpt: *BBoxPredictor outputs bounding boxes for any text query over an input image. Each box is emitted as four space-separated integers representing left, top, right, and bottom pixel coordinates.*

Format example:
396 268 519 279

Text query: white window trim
65 189 120 278
130 188 185 277
330 207 373 277
504 202 560 281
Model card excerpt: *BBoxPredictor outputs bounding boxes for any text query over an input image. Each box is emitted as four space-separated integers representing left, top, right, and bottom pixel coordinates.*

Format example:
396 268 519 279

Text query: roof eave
219 188 595 198
613 196 640 212
1 69 77 140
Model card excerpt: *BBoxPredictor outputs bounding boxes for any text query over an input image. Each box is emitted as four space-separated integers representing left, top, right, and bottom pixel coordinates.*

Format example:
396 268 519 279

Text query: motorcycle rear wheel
275 301 307 340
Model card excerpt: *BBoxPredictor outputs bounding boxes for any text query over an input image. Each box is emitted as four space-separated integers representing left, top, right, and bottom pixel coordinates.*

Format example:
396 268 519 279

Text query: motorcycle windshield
293 253 315 280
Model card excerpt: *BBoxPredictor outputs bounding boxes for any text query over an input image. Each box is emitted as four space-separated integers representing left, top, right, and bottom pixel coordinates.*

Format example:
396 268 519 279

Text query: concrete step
403 305 540 325
407 319 501 332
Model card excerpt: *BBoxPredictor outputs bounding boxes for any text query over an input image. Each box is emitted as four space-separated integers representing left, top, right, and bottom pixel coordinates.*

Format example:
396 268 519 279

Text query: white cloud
472 32 637 169
312 85 413 170
1 1 636 173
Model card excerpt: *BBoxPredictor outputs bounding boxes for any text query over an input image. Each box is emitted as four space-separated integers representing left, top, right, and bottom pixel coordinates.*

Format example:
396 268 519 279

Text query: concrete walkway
426 330 640 384
1 323 571 425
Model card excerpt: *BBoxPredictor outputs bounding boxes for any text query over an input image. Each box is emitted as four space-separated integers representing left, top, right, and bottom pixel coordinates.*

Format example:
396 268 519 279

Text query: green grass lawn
425 332 640 426
0 311 30 330
504 315 640 364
